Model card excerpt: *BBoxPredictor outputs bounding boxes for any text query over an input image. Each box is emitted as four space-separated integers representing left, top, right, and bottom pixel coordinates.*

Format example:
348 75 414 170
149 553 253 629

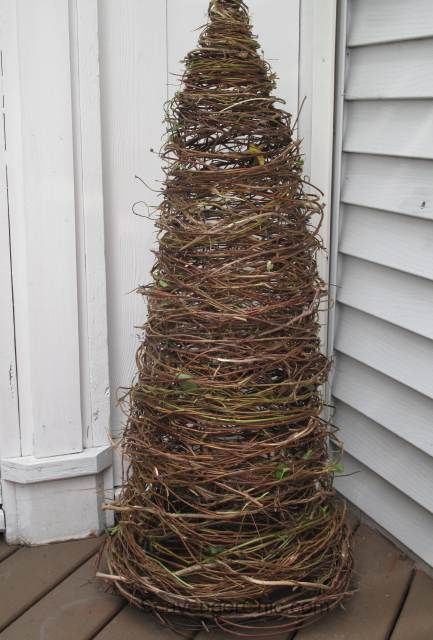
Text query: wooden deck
0 514 432 639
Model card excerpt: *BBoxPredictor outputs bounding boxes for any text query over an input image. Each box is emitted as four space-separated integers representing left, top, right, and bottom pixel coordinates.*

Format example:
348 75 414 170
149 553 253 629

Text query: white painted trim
1 444 113 543
0 509 5 532
13 0 83 458
0 1 113 544
0 8 20 464
114 486 123 502
298 0 337 430
1 445 112 484
299 0 337 356
70 0 111 449
2 472 111 545
309 0 337 298
0 0 25 460
327 0 348 397
103 465 115 528
2 0 110 454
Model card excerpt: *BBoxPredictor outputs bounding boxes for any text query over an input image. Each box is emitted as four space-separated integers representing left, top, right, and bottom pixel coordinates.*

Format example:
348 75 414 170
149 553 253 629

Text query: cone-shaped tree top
104 0 352 635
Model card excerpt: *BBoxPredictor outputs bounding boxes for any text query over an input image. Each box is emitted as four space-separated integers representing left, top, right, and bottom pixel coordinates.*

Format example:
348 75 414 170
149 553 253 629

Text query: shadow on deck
0 511 431 639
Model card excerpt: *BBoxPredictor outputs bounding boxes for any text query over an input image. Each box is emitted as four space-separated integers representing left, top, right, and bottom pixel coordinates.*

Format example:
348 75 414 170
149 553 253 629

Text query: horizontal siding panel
333 354 433 456
338 256 433 339
348 0 433 46
335 305 433 399
344 100 433 159
336 453 433 567
336 402 433 514
340 206 433 279
342 154 433 220
335 0 433 568
346 39 433 99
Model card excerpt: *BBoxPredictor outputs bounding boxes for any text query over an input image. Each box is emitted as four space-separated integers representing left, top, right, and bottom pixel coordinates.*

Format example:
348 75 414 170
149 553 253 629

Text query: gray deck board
391 570 433 640
195 628 294 639
0 555 123 639
0 520 432 639
294 524 413 640
0 539 17 563
0 536 101 632
94 606 195 639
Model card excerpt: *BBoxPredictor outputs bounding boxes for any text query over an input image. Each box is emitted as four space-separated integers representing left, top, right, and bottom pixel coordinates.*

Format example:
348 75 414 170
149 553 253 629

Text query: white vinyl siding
348 0 433 46
332 0 433 566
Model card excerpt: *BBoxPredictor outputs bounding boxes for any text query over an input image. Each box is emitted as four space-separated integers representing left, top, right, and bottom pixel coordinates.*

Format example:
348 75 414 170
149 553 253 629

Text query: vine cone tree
103 0 352 634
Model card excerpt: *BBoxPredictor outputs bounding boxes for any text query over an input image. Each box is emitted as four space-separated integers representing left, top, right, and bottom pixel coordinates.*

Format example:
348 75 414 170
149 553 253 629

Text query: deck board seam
0 546 20 564
88 602 128 640
385 567 416 640
88 600 128 640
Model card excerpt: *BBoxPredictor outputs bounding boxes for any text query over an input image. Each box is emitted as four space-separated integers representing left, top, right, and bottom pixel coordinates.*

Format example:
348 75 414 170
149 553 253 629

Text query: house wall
0 0 336 543
332 0 433 567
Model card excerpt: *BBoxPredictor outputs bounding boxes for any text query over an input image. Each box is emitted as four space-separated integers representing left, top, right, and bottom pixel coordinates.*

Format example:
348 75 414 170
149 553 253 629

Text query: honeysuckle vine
102 0 353 635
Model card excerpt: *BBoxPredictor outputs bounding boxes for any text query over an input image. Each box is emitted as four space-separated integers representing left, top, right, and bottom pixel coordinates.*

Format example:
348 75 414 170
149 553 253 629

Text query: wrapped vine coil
102 0 353 635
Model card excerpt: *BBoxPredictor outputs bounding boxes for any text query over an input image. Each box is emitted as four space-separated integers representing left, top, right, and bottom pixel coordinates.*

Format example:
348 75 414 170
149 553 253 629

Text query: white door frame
0 0 113 544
